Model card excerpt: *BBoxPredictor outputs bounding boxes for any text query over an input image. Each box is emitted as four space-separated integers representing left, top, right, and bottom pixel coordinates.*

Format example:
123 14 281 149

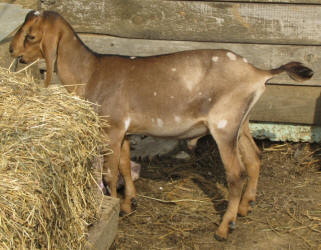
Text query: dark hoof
131 197 137 210
249 201 256 207
214 233 226 241
229 221 236 231
119 211 126 217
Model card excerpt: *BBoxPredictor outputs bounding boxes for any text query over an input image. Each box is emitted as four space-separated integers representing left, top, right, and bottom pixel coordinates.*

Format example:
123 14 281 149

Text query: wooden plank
86 196 119 250
0 3 31 41
250 85 321 125
79 34 321 86
0 0 38 9
249 123 321 143
41 0 321 45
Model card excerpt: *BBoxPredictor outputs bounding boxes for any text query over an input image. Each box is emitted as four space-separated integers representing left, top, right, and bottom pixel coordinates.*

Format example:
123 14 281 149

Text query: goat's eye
26 34 35 40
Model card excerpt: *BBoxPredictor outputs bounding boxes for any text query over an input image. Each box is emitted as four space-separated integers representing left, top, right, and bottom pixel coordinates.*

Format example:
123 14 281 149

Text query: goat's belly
174 126 209 139
129 120 209 139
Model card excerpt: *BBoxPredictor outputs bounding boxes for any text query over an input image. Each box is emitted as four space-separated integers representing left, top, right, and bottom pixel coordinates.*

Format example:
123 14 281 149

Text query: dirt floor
111 137 321 250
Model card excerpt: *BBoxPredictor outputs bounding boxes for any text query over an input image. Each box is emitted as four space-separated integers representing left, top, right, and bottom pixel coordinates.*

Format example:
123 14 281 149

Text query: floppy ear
40 31 59 87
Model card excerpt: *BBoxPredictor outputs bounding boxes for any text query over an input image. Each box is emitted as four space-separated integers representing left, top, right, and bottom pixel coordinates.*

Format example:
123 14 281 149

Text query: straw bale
0 67 110 249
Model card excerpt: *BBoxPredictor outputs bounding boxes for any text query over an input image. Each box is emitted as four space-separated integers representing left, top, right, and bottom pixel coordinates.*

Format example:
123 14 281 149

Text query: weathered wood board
41 0 321 45
249 123 321 143
1 0 38 10
0 3 31 42
86 196 119 250
251 85 321 125
79 34 320 86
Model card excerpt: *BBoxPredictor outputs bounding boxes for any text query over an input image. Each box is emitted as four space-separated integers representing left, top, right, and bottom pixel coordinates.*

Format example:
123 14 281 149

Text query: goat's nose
19 57 26 64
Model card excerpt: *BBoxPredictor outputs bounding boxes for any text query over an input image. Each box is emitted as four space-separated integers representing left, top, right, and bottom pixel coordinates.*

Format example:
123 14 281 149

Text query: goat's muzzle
18 56 27 64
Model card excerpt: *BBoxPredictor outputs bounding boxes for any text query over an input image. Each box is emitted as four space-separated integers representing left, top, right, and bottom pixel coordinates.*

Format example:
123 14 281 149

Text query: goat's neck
56 29 98 97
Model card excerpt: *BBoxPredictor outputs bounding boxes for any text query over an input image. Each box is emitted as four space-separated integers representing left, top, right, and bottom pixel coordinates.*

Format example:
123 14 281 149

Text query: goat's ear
40 31 59 87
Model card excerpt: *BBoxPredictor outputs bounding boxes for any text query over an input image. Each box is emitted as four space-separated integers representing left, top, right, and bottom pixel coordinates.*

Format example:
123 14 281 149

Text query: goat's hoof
249 200 256 207
214 228 228 241
120 204 131 217
131 197 137 210
237 206 249 217
229 221 236 231
214 233 227 241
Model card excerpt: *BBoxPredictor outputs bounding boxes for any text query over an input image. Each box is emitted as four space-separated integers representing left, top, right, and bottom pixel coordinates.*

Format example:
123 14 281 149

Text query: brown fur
10 10 313 240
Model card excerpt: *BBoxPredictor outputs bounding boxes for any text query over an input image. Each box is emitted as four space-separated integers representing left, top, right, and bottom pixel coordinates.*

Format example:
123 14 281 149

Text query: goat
10 10 313 240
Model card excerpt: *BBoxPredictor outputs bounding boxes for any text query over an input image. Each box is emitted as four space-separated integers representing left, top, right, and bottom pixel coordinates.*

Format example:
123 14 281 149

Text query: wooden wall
41 0 321 125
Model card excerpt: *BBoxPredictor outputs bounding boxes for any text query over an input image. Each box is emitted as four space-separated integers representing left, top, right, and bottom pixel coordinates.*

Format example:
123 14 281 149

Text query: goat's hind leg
209 121 246 240
238 120 261 216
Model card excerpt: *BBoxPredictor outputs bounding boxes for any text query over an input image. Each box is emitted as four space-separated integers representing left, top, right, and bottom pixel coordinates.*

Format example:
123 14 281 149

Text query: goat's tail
270 62 313 82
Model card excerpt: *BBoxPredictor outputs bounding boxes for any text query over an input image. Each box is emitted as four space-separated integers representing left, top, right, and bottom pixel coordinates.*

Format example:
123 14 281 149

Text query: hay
0 67 109 249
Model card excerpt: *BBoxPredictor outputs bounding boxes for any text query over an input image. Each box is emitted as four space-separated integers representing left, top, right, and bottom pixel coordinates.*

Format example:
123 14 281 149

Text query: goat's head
10 10 45 64
10 10 63 86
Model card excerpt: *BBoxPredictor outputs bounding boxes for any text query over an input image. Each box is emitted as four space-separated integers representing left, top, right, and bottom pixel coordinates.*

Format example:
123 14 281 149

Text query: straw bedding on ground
0 67 109 249
114 137 320 249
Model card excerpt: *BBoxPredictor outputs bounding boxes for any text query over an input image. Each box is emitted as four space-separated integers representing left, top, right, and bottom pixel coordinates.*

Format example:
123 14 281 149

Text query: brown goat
10 10 313 240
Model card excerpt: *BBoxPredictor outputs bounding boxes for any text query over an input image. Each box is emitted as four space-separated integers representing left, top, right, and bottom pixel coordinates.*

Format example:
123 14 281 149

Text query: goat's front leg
103 127 124 199
103 140 121 200
119 139 137 214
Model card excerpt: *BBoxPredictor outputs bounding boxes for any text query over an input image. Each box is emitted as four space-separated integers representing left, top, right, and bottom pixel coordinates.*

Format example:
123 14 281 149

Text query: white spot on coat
217 119 228 129
34 11 40 16
227 52 237 61
172 68 177 72
124 118 131 130
181 68 202 91
157 118 164 127
212 56 219 62
174 116 181 123
154 92 157 96
130 56 136 59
